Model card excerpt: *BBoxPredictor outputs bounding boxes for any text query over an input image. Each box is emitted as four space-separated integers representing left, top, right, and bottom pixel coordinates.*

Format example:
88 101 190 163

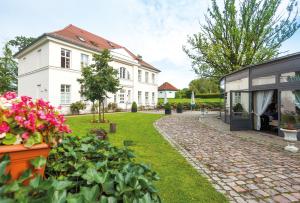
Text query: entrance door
230 91 252 131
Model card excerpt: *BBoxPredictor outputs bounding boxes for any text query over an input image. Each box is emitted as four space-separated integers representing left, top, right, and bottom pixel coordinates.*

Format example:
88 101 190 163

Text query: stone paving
155 113 300 203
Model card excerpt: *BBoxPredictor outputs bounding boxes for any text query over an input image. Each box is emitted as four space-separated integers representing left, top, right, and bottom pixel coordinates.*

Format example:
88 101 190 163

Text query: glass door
230 91 252 131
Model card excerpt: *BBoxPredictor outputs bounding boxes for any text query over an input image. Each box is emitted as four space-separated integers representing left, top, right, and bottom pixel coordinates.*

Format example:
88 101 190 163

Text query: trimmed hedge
195 93 220 99
157 101 222 110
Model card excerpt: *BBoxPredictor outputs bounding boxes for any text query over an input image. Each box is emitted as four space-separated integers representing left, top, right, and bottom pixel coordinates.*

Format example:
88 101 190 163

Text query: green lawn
158 98 222 103
67 113 227 203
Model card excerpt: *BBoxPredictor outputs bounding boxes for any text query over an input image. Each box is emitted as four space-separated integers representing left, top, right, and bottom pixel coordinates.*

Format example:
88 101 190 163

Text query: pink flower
0 122 10 133
37 124 45 131
3 92 17 100
21 96 32 103
15 115 24 123
21 132 30 140
37 110 46 120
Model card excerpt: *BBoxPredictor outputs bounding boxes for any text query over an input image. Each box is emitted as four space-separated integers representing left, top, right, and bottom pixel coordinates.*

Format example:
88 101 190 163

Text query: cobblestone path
155 114 300 203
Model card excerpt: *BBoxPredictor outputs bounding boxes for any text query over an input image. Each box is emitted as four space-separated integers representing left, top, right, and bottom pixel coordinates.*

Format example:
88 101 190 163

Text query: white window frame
152 92 155 104
138 91 142 104
61 48 71 69
145 92 149 104
138 70 142 82
145 72 149 83
127 90 131 103
119 89 125 103
152 73 155 84
61 84 71 104
81 53 89 67
119 67 126 79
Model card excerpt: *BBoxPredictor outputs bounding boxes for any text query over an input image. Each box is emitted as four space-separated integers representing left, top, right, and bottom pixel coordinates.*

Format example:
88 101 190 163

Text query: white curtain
254 90 274 130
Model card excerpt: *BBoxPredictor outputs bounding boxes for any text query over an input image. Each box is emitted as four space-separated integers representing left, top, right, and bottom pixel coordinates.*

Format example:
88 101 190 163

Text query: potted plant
131 101 137 112
0 92 71 180
164 103 172 115
233 103 244 116
280 112 299 152
176 103 183 113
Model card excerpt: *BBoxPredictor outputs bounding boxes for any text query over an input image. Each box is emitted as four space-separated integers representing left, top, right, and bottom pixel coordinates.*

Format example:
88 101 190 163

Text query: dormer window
77 36 86 42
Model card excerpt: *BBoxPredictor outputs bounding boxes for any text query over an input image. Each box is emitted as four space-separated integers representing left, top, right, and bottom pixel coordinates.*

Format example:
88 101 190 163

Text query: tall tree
183 0 299 79
0 36 35 93
0 44 18 93
189 78 219 94
7 36 36 51
78 49 120 122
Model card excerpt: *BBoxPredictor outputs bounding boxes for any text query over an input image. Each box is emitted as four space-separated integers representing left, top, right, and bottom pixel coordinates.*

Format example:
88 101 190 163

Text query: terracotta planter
0 143 50 180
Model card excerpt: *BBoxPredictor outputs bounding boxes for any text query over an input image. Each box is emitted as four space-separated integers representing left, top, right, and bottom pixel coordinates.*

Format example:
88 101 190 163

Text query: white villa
15 24 160 114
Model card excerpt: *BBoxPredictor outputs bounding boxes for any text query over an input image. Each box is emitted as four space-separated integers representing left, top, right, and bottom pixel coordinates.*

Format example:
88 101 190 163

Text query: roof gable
15 24 160 72
158 82 178 91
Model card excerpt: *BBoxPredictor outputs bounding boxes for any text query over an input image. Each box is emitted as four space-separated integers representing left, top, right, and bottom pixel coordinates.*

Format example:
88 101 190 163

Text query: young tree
78 49 120 122
183 0 299 79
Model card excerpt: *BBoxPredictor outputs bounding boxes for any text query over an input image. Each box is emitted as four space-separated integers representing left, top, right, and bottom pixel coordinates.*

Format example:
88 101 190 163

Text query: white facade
158 91 176 99
16 36 159 114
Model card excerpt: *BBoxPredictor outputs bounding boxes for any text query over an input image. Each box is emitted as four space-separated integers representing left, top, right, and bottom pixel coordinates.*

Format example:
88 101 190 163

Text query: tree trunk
98 99 101 122
102 102 105 123
92 101 96 122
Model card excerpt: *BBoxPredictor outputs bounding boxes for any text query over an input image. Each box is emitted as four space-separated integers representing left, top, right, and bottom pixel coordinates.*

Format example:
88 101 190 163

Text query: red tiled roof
158 82 178 91
47 24 160 72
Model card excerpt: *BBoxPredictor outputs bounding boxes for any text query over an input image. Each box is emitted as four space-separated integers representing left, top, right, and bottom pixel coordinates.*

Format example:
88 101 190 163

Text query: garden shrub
0 155 74 202
131 101 137 112
45 135 161 202
108 102 118 111
70 101 86 115
176 103 183 113
164 103 171 111
0 135 161 202
195 93 220 99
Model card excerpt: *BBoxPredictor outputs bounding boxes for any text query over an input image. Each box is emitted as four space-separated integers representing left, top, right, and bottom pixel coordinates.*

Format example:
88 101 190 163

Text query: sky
0 0 300 89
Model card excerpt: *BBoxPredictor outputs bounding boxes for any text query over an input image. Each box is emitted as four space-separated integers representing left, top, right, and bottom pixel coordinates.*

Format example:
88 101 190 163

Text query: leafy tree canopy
183 0 300 79
78 49 120 122
0 36 35 93
189 78 219 94
8 36 36 51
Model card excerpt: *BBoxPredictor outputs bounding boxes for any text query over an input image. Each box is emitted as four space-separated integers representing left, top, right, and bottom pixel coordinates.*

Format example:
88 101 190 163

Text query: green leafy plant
176 103 183 113
45 135 161 202
70 101 86 115
0 155 74 202
233 103 243 113
281 111 297 130
164 103 171 111
131 101 137 113
0 135 161 202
